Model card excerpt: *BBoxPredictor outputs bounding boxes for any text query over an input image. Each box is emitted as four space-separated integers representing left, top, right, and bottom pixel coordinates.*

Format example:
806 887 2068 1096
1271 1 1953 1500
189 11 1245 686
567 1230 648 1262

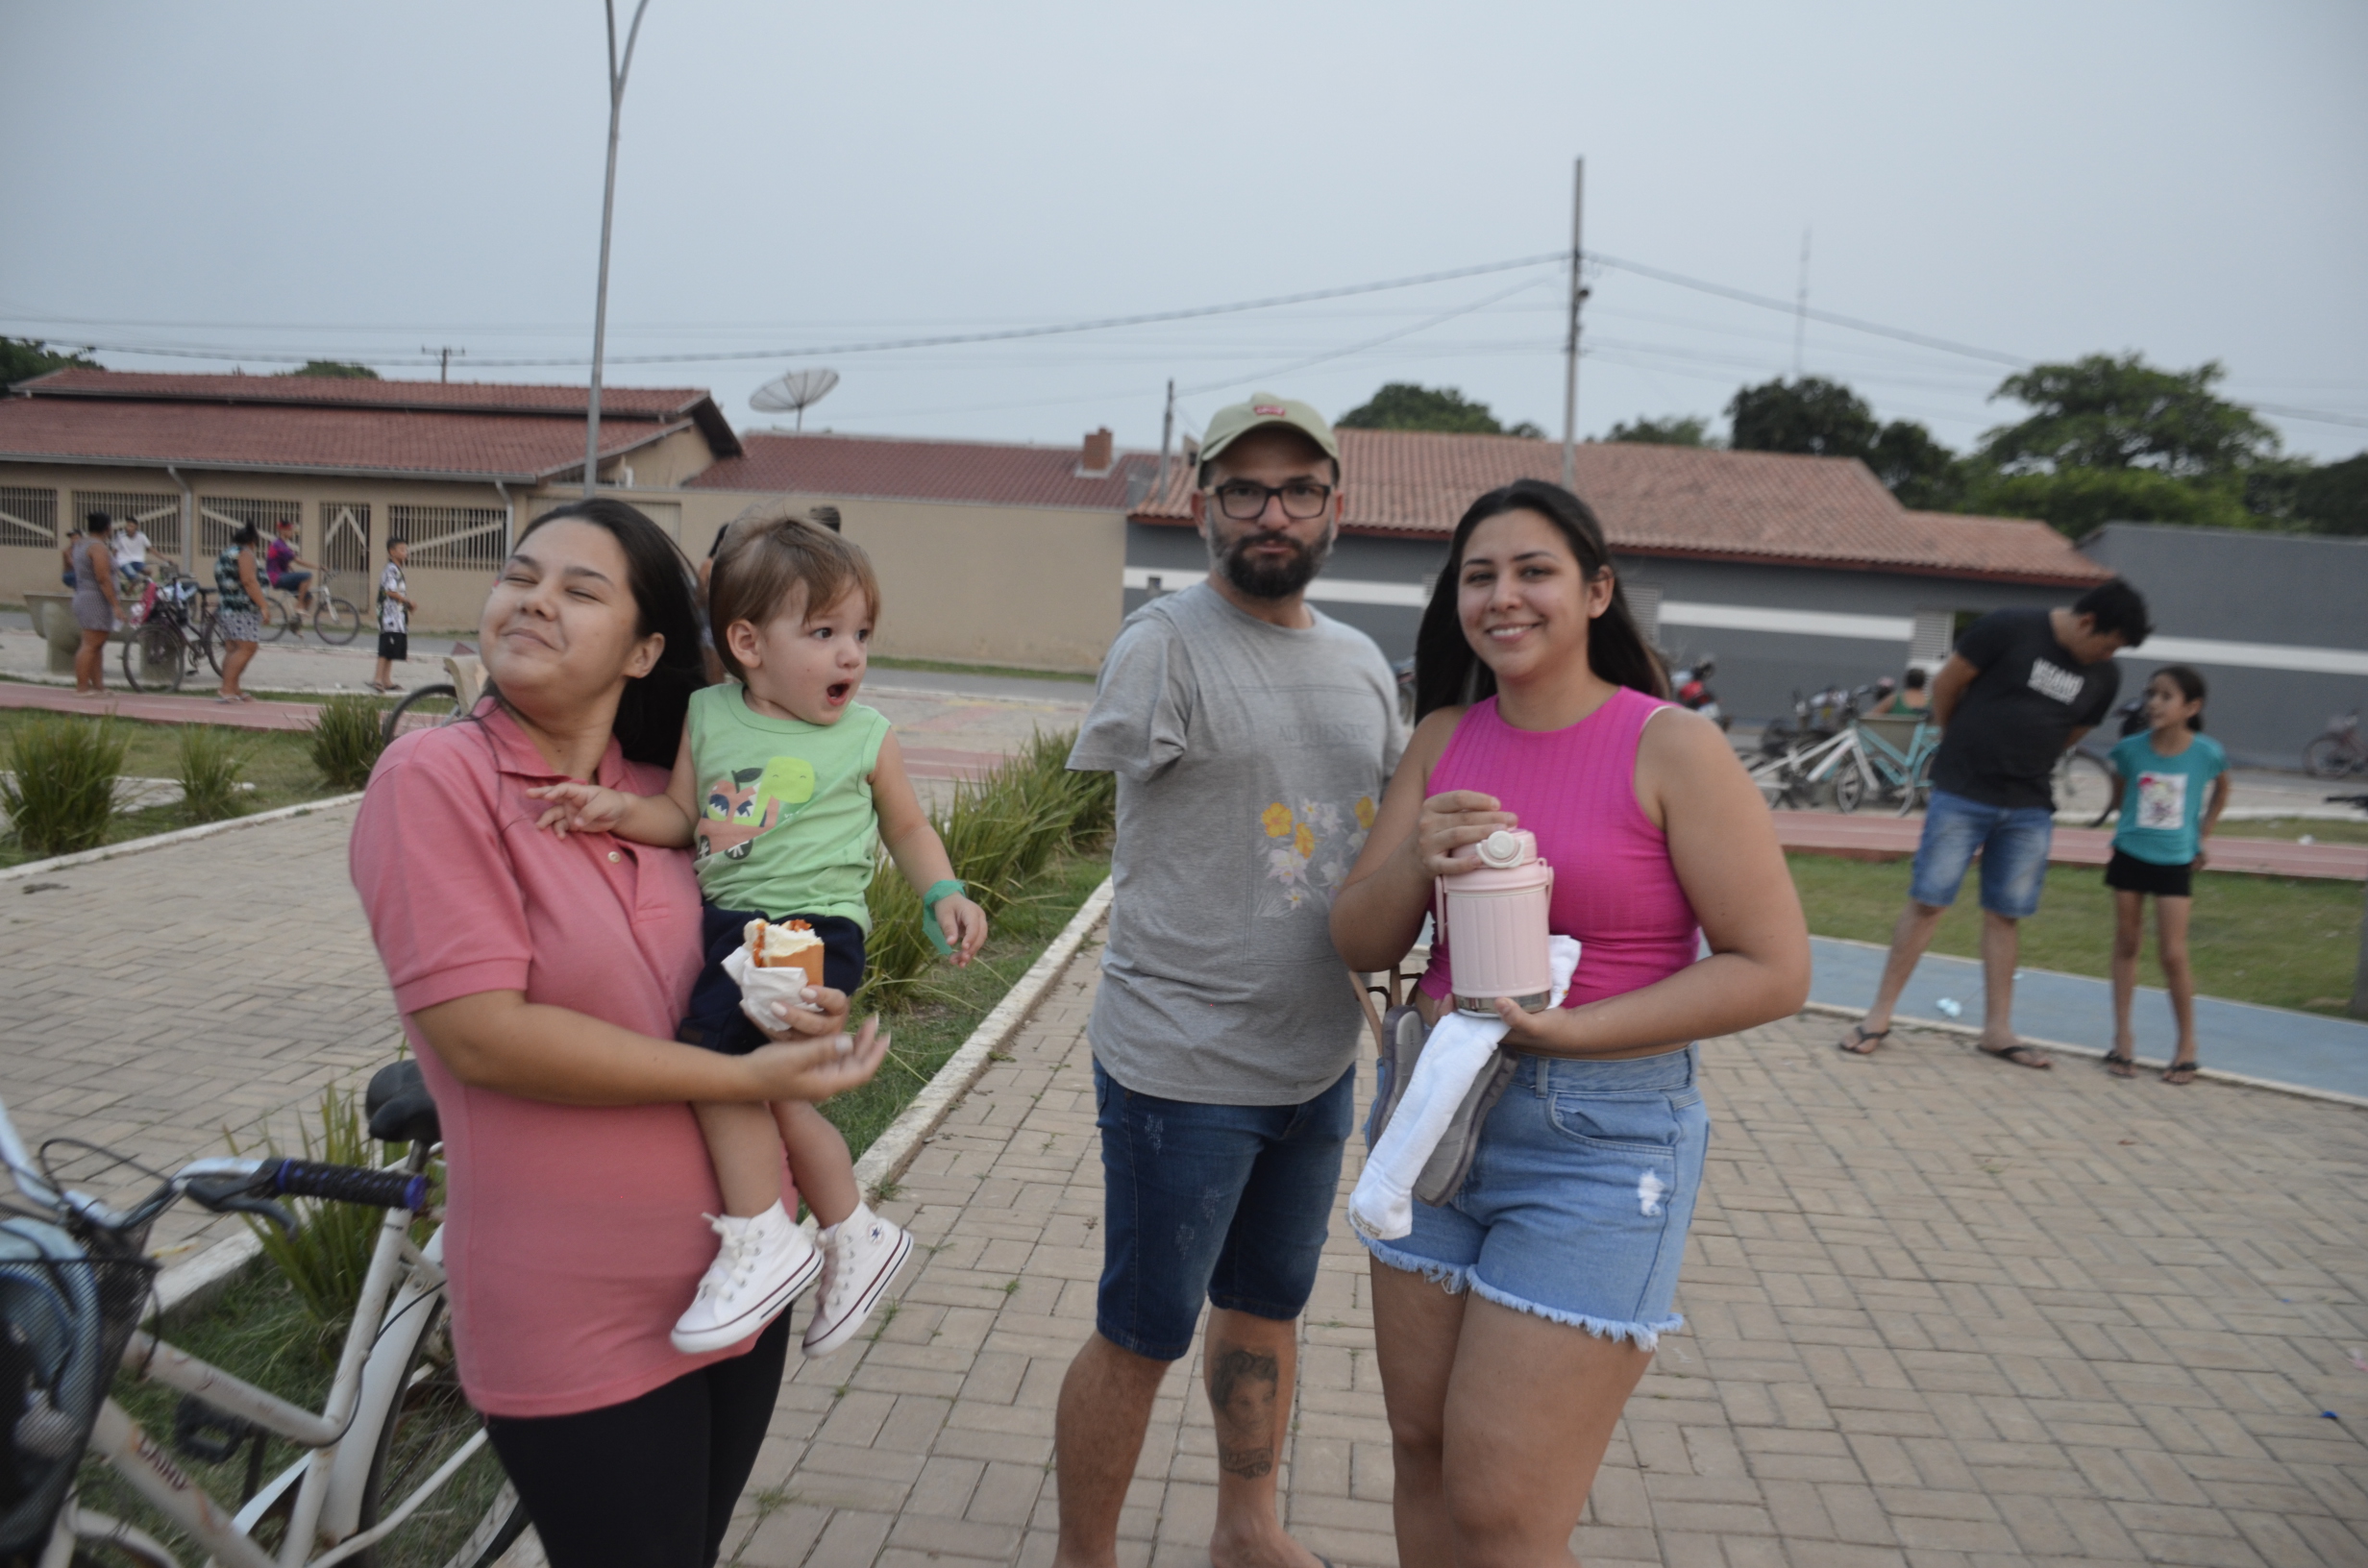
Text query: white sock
817 1200 872 1242
1349 937 1583 1242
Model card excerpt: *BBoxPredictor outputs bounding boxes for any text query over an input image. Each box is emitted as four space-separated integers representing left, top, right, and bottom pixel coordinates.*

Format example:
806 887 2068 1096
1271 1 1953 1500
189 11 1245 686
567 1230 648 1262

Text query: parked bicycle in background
2306 709 2366 778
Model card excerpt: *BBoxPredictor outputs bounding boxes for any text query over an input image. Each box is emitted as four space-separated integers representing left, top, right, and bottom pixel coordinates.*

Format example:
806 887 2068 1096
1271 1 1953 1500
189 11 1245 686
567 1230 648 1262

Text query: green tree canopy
1867 420 1964 511
1979 354 2276 478
2292 452 2368 536
1337 382 1539 437
280 360 380 380
1 338 98 389
1725 377 1880 459
1604 414 1713 447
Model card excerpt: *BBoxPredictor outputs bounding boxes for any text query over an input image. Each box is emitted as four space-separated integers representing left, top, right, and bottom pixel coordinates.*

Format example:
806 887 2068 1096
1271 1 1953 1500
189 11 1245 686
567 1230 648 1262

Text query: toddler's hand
936 894 989 968
527 781 629 839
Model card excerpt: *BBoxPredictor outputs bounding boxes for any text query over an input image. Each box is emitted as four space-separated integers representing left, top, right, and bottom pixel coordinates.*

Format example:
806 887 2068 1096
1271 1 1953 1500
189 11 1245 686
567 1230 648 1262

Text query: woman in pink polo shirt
350 499 887 1568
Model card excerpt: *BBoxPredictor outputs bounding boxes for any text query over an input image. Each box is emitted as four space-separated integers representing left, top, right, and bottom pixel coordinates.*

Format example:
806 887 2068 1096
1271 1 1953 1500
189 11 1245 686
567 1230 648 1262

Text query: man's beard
1216 527 1333 600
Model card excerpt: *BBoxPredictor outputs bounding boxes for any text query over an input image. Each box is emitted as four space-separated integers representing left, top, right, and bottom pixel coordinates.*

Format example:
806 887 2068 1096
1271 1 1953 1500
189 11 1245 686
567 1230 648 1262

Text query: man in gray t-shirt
1055 393 1403 1568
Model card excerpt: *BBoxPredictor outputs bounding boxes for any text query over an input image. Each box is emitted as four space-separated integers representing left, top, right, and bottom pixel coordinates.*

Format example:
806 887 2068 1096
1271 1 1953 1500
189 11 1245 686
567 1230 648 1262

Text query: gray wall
2081 526 2368 770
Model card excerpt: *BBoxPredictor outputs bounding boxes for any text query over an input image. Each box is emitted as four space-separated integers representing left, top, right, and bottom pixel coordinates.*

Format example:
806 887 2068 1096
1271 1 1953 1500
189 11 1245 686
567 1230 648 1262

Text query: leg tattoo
1209 1347 1279 1479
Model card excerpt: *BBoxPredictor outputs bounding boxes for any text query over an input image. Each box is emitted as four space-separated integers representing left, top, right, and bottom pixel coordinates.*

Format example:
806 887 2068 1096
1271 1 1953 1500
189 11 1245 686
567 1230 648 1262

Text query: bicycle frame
1 1113 472 1568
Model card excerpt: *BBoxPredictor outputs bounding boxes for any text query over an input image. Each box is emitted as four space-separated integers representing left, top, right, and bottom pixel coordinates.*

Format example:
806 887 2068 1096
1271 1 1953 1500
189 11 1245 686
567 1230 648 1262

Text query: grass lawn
828 846 1108 1166
0 709 350 870
2220 816 2368 845
1788 851 2365 1015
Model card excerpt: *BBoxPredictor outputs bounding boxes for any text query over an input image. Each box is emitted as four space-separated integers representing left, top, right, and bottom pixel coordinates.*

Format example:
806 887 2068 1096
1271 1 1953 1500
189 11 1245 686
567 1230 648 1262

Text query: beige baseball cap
1196 391 1341 470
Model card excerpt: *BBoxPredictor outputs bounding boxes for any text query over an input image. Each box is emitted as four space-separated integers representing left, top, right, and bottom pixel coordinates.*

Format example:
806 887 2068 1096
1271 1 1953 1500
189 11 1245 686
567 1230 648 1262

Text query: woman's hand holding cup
1412 790 1518 878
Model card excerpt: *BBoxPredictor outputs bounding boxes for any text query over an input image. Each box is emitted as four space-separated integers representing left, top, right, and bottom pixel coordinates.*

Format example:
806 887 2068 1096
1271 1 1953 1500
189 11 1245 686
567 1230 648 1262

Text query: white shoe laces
697 1213 763 1303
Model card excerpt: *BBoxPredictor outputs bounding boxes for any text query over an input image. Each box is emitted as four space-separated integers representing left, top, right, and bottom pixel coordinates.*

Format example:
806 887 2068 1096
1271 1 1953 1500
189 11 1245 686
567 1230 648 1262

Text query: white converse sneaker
801 1203 913 1358
672 1202 822 1355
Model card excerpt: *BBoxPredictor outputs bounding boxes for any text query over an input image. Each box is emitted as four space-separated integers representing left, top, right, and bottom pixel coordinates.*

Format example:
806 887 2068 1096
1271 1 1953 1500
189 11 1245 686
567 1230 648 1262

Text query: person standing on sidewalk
370 536 414 693
68 511 123 696
1838 579 2152 1067
1057 393 1404 1568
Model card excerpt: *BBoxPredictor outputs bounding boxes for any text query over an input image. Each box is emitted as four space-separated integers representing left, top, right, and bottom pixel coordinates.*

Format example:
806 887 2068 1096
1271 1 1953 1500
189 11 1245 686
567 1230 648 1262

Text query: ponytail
1411 478 1665 723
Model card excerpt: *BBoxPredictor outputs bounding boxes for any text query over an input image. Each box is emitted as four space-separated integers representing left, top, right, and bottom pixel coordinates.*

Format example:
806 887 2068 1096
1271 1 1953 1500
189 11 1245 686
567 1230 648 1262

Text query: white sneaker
801 1203 913 1358
671 1202 822 1355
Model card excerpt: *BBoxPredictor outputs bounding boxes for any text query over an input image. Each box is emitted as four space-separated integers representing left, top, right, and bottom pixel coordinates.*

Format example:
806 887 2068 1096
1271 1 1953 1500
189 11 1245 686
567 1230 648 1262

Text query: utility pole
583 0 654 498
1560 158 1587 491
1158 379 1175 497
1792 228 1811 380
421 346 464 383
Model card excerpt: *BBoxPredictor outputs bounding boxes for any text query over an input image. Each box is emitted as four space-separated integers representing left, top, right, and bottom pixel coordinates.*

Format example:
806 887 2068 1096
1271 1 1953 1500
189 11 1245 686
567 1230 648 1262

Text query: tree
1979 354 2276 478
1966 466 2252 536
1 337 98 389
1337 382 1534 436
280 360 380 380
1725 377 1879 459
2293 453 2368 536
1605 414 1713 447
1867 420 1964 511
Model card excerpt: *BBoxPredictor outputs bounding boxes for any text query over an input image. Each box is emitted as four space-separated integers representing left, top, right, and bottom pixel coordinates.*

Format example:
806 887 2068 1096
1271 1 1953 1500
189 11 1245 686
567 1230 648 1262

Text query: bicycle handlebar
263 1159 429 1213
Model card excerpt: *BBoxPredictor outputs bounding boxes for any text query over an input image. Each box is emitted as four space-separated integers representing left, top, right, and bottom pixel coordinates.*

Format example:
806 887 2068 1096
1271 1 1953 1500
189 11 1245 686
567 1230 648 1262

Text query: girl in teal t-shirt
2102 666 2228 1086
530 511 987 1360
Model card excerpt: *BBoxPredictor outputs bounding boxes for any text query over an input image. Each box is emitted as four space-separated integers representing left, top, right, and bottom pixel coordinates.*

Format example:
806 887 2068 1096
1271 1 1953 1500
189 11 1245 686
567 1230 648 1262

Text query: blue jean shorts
1092 1060 1352 1362
1910 788 2054 919
1363 1046 1706 1349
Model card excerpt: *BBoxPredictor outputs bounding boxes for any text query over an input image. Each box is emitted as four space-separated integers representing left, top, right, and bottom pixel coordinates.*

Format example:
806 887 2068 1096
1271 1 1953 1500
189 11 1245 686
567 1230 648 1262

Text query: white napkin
720 943 826 1033
1350 936 1581 1242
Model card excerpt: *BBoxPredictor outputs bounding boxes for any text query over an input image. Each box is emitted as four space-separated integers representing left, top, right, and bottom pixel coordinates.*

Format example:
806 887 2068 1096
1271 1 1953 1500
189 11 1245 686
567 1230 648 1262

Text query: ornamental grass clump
0 716 127 857
859 726 1115 1009
240 1085 394 1343
174 725 254 823
308 694 386 790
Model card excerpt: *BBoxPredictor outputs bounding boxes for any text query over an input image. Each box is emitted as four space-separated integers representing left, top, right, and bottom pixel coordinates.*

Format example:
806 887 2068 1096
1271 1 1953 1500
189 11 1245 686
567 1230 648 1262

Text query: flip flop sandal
2101 1051 2137 1078
2161 1059 2200 1085
1838 1024 1889 1056
1980 1042 2052 1069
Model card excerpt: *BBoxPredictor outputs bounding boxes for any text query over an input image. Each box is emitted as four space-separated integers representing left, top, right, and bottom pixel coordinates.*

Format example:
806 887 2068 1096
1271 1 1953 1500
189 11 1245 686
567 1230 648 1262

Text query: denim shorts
678 902 865 1055
1363 1046 1706 1349
1093 1059 1352 1362
1909 788 2054 919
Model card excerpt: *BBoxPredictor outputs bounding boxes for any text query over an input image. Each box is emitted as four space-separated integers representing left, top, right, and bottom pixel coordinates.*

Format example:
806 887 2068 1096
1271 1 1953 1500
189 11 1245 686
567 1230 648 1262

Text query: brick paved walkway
724 939 2368 1568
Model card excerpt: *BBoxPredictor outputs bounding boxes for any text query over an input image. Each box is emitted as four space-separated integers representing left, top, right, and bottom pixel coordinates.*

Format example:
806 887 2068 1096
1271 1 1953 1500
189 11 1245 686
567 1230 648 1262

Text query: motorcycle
1667 652 1730 730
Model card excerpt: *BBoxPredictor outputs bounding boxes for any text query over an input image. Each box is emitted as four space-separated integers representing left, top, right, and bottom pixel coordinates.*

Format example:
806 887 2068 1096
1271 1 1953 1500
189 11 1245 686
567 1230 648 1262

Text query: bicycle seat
365 1060 440 1146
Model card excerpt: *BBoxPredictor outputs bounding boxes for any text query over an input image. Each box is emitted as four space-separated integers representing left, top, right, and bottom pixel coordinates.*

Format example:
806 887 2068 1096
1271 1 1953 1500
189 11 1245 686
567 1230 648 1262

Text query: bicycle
2053 744 2120 827
2 1065 526 1568
2305 710 2366 779
381 651 485 745
120 579 222 696
259 570 362 648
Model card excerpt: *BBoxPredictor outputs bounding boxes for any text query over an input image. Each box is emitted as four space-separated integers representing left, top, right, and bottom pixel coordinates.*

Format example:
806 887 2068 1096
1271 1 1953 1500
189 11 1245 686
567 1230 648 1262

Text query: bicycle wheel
2058 750 2119 827
383 684 459 743
1832 767 1865 815
315 597 363 646
122 620 180 693
351 1296 527 1568
2305 735 2357 778
1893 755 1933 817
258 598 293 643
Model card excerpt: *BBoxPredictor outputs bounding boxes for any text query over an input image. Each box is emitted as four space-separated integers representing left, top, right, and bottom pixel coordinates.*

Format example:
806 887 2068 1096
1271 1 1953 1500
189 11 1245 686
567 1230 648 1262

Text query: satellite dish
751 368 840 430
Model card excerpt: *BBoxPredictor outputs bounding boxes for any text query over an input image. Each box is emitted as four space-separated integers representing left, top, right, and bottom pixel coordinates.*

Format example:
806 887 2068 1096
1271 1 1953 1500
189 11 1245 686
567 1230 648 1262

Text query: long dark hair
1411 478 1666 722
503 499 704 768
2152 663 2208 732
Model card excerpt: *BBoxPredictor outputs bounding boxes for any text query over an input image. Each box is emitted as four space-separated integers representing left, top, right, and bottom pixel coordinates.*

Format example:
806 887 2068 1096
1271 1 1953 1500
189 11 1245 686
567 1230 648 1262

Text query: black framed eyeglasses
1207 479 1335 522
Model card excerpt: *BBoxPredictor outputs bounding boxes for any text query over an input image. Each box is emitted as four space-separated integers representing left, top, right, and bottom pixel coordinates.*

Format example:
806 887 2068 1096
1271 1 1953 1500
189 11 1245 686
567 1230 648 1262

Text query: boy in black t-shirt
1838 579 2151 1068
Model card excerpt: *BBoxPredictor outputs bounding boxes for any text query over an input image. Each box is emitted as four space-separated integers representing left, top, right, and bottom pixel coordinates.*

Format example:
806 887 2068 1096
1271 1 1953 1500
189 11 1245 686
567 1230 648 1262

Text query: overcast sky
5 1 2363 462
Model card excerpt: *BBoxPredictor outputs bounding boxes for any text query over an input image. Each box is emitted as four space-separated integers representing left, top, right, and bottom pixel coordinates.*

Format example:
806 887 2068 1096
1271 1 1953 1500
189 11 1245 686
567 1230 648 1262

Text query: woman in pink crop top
1332 479 1809 1567
350 501 888 1568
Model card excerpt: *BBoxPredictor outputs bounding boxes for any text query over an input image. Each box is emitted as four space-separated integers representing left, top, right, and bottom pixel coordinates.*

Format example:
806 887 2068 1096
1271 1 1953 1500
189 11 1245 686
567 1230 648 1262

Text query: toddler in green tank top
530 510 986 1360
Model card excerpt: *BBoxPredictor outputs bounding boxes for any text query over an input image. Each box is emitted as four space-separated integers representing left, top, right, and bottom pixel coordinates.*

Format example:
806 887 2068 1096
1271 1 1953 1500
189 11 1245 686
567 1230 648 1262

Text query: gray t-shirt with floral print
1069 581 1405 1105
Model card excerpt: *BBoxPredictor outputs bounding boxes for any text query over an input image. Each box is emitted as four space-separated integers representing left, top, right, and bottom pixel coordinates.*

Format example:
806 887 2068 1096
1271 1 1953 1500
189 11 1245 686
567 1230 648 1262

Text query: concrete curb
0 793 363 883
1800 999 2368 1112
852 876 1112 1199
147 1229 264 1325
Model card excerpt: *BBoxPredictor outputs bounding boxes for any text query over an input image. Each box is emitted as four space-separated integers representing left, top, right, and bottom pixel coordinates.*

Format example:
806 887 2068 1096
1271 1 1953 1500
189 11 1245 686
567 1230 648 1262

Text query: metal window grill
1626 582 1665 650
1911 609 1958 665
322 502 372 575
392 504 507 571
0 486 58 551
197 497 299 560
70 491 184 564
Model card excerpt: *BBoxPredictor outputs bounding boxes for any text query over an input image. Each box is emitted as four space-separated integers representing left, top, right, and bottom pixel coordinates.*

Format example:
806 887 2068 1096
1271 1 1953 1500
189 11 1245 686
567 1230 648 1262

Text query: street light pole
583 0 654 499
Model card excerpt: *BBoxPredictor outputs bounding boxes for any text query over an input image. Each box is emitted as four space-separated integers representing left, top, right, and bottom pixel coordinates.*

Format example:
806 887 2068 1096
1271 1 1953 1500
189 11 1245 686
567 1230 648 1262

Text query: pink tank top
1418 687 1701 1009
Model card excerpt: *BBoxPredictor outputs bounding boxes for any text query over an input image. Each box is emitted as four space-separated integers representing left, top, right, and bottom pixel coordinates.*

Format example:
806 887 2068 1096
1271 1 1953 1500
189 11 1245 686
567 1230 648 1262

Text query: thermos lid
1477 829 1533 869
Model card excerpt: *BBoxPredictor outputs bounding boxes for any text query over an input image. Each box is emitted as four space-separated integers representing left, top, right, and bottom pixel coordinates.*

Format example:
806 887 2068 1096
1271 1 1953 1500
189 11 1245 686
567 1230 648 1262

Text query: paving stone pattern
726 943 2368 1568
0 799 398 1258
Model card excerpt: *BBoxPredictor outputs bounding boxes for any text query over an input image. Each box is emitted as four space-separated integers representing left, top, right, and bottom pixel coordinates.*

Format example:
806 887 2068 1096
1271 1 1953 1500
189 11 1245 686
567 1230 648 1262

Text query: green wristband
922 879 966 955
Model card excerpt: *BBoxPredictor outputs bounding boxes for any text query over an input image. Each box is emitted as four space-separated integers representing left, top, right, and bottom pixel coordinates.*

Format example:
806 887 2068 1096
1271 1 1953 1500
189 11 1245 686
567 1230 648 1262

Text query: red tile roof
1136 429 2109 586
689 432 1157 510
2 368 740 476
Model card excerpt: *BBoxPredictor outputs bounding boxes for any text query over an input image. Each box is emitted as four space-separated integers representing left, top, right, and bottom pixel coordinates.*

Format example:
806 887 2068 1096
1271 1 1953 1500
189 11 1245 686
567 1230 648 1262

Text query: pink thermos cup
1438 828 1555 1016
